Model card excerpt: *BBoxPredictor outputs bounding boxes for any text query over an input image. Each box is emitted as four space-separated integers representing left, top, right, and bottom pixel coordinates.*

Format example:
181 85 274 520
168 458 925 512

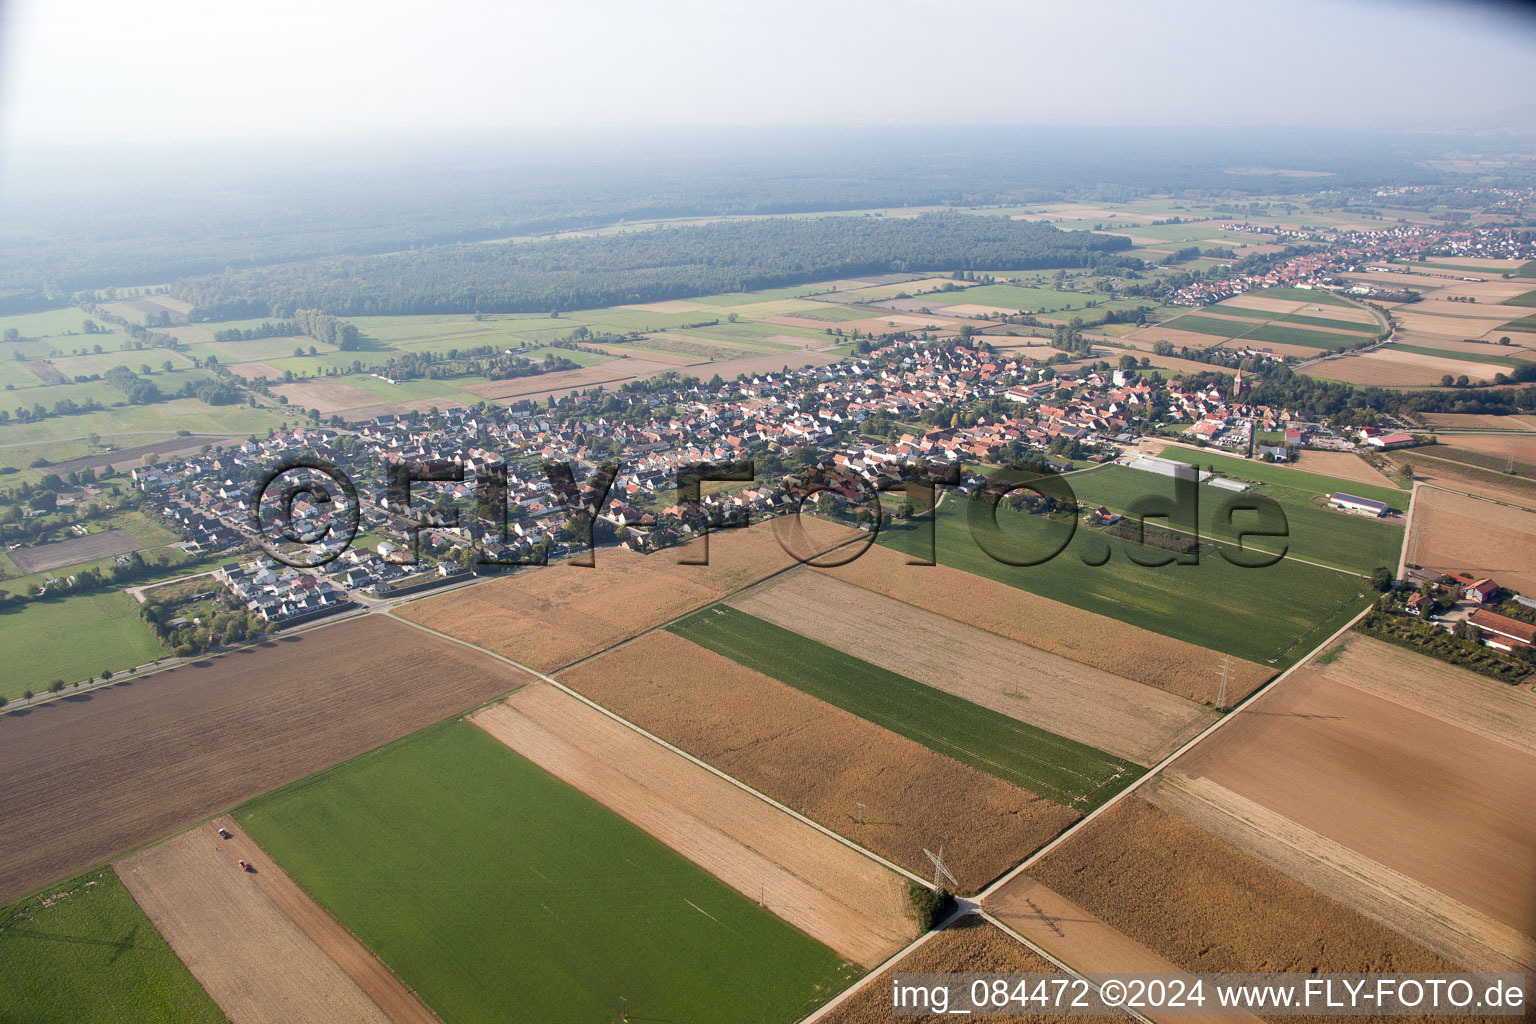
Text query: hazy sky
2 0 1534 149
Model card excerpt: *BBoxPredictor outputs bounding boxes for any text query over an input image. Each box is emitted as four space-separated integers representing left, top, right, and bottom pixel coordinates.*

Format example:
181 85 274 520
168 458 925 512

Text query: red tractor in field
237 859 255 873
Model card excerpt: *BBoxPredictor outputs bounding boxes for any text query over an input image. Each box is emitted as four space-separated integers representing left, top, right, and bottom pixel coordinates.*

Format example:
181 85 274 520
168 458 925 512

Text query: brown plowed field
470 683 916 966
729 570 1213 765
557 631 1077 893
117 825 397 1024
1027 796 1473 977
398 519 860 672
0 615 533 903
812 541 1272 705
1171 665 1536 939
1409 484 1536 592
10 528 142 573
822 917 1123 1024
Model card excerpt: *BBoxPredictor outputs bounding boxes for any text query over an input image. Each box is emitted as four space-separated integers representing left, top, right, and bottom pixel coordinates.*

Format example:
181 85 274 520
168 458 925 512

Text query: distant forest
0 125 1475 299
173 214 1136 317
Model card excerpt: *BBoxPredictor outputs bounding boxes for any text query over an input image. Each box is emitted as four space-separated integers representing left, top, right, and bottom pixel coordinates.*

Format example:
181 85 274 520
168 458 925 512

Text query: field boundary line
386 612 935 892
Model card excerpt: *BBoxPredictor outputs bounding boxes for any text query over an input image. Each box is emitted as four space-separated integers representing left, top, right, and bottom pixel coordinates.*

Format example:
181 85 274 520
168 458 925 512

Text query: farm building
1466 609 1536 652
1209 477 1250 492
1125 455 1210 481
1365 431 1415 450
1328 492 1389 517
1464 578 1500 604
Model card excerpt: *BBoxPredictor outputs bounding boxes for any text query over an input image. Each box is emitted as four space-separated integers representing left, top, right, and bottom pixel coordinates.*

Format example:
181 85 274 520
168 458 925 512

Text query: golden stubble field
557 630 1078 893
470 682 917 966
1409 484 1536 592
1022 797 1481 980
1164 643 1536 973
397 519 860 672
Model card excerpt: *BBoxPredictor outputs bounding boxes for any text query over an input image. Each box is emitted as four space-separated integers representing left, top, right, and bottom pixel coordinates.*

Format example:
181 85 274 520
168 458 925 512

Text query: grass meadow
236 722 857 1024
0 868 226 1024
0 590 163 699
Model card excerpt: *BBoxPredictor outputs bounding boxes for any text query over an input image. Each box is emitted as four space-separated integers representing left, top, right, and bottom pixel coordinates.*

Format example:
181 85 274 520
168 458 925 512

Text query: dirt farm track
0 615 534 903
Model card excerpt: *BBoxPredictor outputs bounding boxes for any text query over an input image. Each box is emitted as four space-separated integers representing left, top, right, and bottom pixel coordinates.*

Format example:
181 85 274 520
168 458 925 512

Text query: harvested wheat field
1421 413 1536 430
729 570 1214 764
1305 349 1499 386
1144 772 1536 976
228 360 287 381
1437 432 1536 464
1289 450 1399 489
470 682 915 965
987 877 1263 1024
1171 662 1536 944
812 542 1271 704
398 519 858 672
0 615 533 904
1308 636 1536 756
463 360 676 400
1390 451 1536 506
558 630 1077 893
821 917 1123 1024
1410 484 1536 592
1026 796 1478 978
269 380 380 414
117 825 404 1024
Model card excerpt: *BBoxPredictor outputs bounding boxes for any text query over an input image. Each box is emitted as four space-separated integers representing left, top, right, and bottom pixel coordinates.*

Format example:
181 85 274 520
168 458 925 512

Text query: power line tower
923 846 958 891
1215 653 1233 712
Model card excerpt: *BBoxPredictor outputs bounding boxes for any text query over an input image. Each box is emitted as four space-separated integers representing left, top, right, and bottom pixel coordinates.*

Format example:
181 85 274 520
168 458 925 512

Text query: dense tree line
174 215 1137 317
213 320 300 342
292 309 361 349
104 364 160 404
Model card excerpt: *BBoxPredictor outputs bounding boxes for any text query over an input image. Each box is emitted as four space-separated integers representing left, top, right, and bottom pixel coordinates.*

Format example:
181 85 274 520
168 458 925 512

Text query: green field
1503 313 1536 333
1518 261 1536 279
871 494 1373 667
0 307 103 340
1507 288 1536 307
0 397 292 446
236 722 857 1024
1246 286 1356 307
1070 460 1403 575
1154 446 1406 507
671 605 1141 804
0 590 164 699
1386 343 1532 367
938 282 1128 314
0 868 226 1024
1204 302 1380 334
1156 314 1366 351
